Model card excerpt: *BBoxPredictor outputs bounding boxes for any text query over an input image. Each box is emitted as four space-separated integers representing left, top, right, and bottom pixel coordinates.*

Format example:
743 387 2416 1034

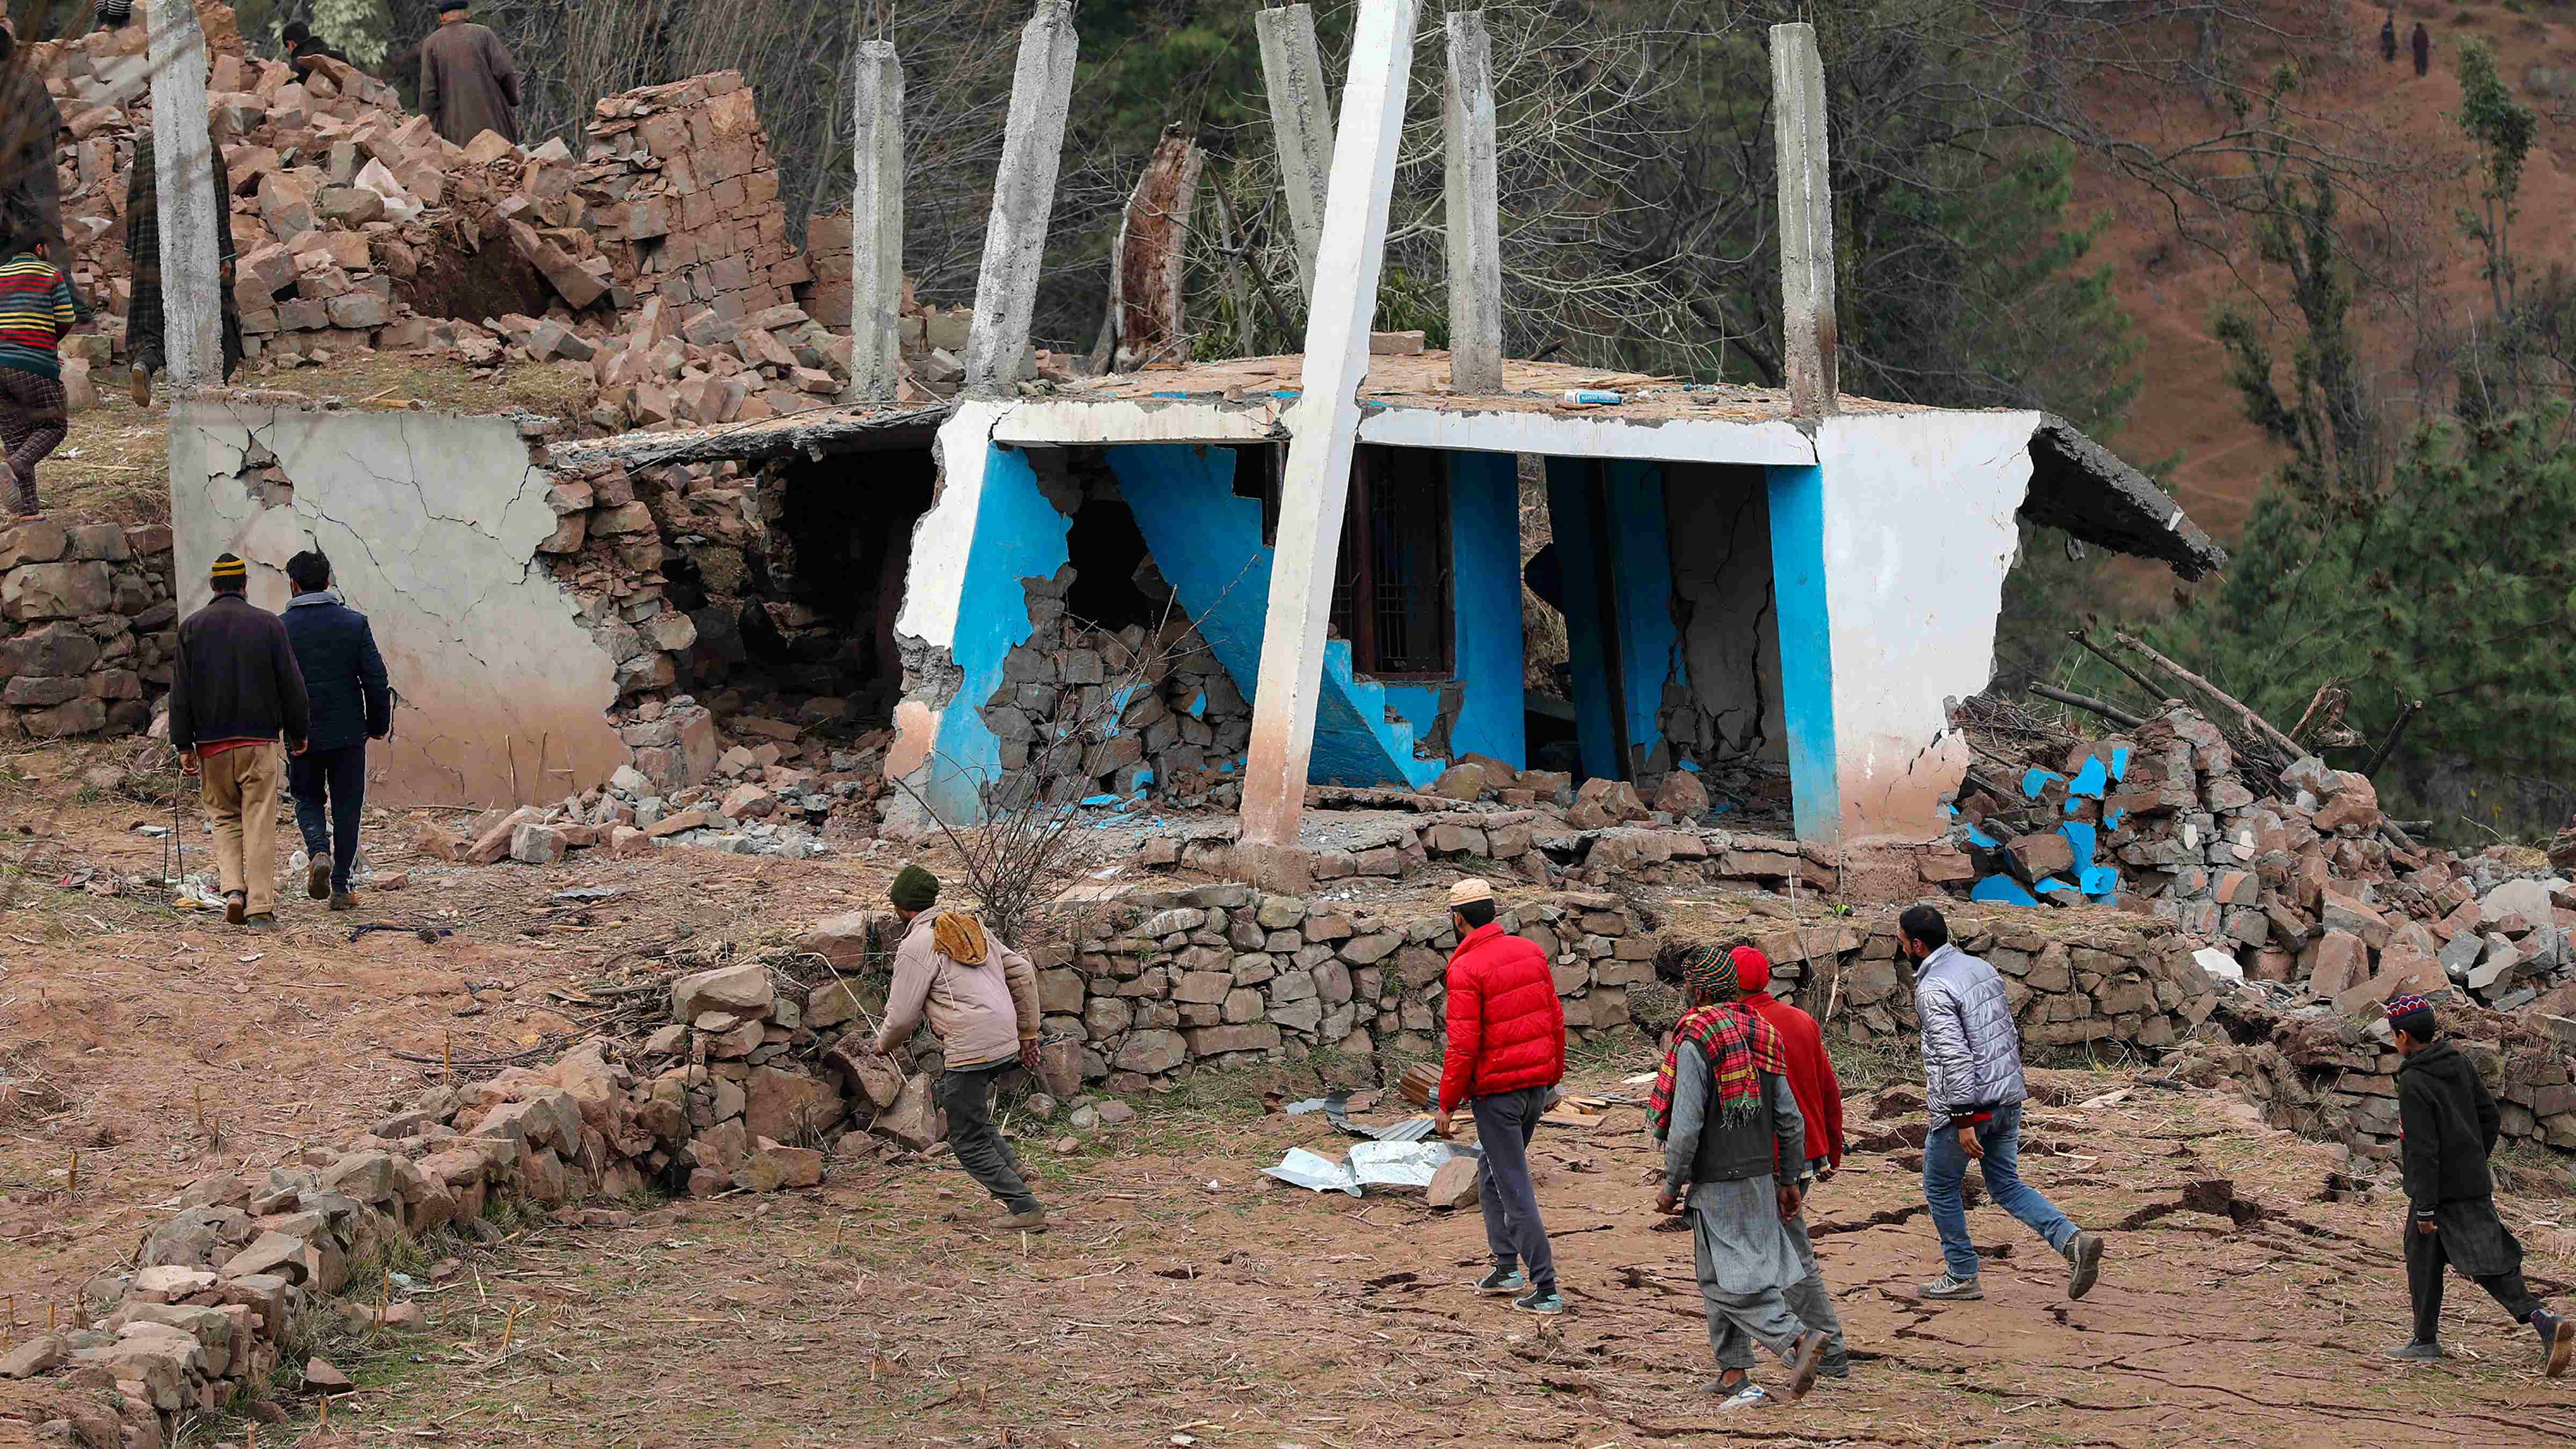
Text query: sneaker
2065 1231 2104 1300
1816 1359 1851 1380
2537 1309 2574 1378
1919 1272 1983 1301
329 892 356 912
1711 1381 1768 1411
223 891 247 926
1472 1266 1527 1297
306 860 330 900
129 361 151 408
1784 1329 1828 1401
2383 1340 2447 1361
1511 1287 1564 1315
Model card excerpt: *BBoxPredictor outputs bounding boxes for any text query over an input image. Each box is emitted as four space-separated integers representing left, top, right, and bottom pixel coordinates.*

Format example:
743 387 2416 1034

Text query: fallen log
2029 682 2144 730
2111 632 2303 762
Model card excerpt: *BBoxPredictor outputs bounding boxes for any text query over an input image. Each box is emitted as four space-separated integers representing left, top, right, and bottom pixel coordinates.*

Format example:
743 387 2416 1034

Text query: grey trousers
1473 1086 1556 1292
1695 1211 1810 1370
1782 1206 1848 1369
937 1060 1039 1214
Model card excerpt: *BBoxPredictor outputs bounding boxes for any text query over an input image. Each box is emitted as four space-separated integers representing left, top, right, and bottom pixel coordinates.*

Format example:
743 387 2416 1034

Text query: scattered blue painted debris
1962 823 2001 850
2068 756 2108 799
2021 768 2063 799
2032 876 2080 899
2061 819 2097 866
1970 876 2042 907
1187 690 1208 719
1081 794 1121 807
2079 864 2120 898
2109 746 2130 780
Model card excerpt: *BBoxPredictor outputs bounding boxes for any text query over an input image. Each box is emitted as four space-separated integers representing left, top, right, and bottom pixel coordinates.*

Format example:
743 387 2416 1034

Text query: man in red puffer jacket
1435 878 1568 1314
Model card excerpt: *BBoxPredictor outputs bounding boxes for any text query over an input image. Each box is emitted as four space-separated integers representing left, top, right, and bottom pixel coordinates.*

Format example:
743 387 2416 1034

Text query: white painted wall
169 401 627 807
1812 409 2038 841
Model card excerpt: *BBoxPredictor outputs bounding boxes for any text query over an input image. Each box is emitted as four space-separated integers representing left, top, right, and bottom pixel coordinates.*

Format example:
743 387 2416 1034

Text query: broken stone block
509 824 567 865
671 961 773 1022
1652 770 1710 817
874 1073 941 1148
1430 762 1487 801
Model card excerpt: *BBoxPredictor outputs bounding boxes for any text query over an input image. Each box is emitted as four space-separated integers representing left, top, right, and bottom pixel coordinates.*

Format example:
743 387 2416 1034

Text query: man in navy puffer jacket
281 550 392 911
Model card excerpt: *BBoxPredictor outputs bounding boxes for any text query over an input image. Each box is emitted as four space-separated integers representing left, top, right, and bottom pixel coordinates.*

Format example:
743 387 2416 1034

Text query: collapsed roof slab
2023 415 2228 580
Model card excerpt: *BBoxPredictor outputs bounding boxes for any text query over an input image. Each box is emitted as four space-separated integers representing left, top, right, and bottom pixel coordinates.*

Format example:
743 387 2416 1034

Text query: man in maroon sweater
1435 878 1567 1315
1733 946 1849 1378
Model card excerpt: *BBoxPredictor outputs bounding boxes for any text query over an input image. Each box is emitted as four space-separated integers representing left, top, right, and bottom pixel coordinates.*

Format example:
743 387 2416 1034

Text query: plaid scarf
1649 1001 1787 1140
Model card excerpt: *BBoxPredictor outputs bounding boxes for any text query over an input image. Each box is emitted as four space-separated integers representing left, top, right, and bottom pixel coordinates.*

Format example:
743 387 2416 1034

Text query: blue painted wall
1764 463 1839 841
1543 457 1680 781
1377 450 1526 769
923 443 1072 823
1103 443 1443 789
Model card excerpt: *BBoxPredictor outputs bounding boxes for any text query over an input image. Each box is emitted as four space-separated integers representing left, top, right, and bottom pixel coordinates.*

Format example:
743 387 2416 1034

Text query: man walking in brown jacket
870 864 1049 1231
170 553 310 928
419 1 521 147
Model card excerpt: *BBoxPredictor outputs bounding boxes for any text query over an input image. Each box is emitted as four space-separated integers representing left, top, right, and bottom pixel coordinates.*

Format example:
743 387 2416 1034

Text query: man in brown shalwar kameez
418 0 521 147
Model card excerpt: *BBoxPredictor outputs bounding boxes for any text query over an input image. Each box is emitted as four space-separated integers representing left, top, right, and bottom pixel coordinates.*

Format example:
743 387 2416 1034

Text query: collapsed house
153 1 2218 877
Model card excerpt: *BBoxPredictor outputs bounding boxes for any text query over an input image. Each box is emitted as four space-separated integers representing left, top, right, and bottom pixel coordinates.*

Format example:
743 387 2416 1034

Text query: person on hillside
123 127 242 407
280 550 391 913
418 0 521 147
2385 993 2574 1373
869 864 1050 1232
0 23 82 322
1731 945 1850 1380
171 553 311 930
0 217 77 522
1434 877 1568 1316
280 21 352 76
1652 944 1832 1408
1906 903 2106 1303
96 0 134 30
2381 12 2398 63
2412 21 2431 77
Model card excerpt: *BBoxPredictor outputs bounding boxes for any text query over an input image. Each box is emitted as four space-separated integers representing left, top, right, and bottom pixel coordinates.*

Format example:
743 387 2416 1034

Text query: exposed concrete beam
847 41 905 403
148 0 224 386
1239 0 1421 853
964 0 1079 396
1441 10 1504 395
1770 21 1838 416
1255 3 1337 299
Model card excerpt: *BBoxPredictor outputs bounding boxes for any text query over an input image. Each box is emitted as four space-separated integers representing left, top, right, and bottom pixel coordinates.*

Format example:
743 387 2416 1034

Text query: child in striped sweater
0 231 76 522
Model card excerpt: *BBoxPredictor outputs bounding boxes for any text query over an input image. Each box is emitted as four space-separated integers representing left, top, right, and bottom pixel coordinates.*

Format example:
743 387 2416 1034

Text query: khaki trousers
201 743 283 916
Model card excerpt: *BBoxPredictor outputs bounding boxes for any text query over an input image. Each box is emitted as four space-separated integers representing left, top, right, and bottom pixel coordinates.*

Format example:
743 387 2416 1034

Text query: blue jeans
1923 1103 2078 1279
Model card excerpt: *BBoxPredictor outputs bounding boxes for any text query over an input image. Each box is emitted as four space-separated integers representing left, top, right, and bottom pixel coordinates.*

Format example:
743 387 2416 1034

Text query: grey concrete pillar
1770 21 1838 415
964 0 1079 396
847 41 904 404
148 0 224 386
1239 0 1421 852
1256 3 1336 299
1442 10 1503 394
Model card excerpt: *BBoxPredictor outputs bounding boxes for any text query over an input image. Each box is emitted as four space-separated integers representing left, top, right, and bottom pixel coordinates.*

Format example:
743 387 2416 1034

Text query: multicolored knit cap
1684 943 1738 998
2385 993 2431 1022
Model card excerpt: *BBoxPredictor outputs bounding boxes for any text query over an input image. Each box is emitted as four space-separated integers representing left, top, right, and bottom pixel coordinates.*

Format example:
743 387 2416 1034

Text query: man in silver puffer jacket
1904 904 2105 1303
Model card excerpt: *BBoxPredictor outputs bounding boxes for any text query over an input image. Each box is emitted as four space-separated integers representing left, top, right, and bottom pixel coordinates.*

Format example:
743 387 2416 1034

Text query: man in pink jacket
871 864 1048 1231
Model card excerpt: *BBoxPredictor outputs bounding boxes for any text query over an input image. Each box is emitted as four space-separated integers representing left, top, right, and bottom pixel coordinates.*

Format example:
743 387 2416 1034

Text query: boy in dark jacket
2387 994 2573 1373
1652 943 1830 1407
280 550 391 911
171 553 310 927
1435 878 1567 1315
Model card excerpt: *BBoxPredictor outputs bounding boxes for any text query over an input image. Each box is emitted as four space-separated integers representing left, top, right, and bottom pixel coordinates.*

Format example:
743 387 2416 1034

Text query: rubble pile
985 569 1254 812
0 521 174 741
2166 996 2576 1161
1950 703 2571 1014
581 75 806 327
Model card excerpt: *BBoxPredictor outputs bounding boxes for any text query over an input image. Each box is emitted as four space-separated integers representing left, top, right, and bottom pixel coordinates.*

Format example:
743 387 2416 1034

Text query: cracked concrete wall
170 400 628 807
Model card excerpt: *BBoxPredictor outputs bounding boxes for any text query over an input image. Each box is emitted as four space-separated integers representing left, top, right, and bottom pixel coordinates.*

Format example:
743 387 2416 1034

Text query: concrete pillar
847 41 904 404
1770 21 1838 416
1442 10 1503 394
1239 0 1421 852
147 0 224 386
1256 3 1336 299
964 0 1078 396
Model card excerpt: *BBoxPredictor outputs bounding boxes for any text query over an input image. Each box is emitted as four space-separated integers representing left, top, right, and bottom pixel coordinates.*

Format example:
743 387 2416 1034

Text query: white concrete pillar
1239 0 1421 852
1255 3 1336 299
148 0 224 386
1770 21 1838 416
847 40 904 404
1442 10 1503 394
964 0 1079 396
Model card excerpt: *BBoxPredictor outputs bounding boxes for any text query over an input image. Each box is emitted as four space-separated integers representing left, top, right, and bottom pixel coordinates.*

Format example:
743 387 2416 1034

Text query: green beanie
889 863 939 911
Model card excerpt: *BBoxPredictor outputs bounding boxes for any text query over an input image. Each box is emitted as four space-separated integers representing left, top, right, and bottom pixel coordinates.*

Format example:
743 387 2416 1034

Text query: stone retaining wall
0 519 175 740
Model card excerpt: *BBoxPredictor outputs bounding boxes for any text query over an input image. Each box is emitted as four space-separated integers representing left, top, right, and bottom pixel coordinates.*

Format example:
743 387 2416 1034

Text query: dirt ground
6 740 2576 1448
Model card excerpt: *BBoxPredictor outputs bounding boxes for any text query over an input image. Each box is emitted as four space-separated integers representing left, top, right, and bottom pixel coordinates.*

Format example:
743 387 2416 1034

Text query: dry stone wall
0 521 175 740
